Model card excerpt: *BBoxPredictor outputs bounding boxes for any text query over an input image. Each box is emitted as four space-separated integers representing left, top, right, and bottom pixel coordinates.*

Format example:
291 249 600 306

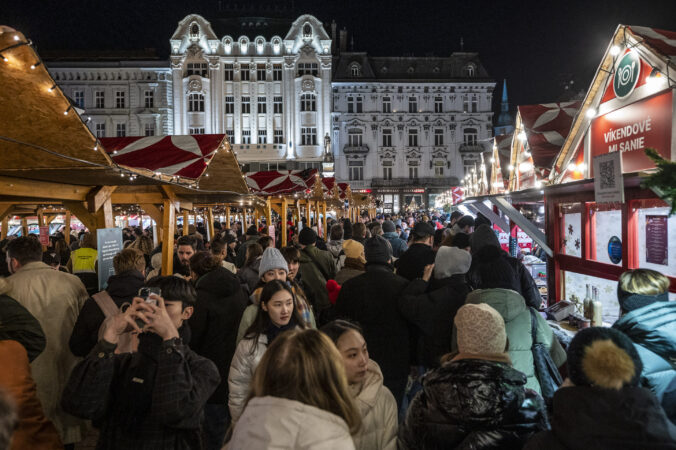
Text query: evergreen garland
641 148 676 216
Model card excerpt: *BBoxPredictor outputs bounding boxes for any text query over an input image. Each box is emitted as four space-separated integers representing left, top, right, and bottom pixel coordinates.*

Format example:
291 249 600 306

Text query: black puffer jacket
524 386 676 449
467 246 542 309
189 266 248 404
399 358 548 450
395 243 436 281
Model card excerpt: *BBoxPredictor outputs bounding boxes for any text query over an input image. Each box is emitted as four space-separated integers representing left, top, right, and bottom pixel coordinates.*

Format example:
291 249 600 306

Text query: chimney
339 27 347 53
331 20 337 54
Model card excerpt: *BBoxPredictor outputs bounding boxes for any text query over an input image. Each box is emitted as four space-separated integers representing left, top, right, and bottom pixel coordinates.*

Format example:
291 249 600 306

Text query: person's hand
101 299 153 344
422 264 435 282
142 295 180 341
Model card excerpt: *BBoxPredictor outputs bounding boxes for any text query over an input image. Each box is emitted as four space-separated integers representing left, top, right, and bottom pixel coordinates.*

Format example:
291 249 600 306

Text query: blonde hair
247 329 362 434
113 248 146 274
618 269 669 296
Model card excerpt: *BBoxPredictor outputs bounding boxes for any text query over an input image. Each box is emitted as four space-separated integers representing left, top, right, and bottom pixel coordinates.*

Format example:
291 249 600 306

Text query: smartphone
135 287 161 329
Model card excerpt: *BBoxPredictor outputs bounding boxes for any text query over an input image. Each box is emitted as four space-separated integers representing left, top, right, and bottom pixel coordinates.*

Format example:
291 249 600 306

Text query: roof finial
460 36 464 51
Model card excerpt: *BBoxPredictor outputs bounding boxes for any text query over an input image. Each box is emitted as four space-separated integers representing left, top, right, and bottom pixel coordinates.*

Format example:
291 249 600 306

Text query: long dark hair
244 280 306 353
320 319 364 346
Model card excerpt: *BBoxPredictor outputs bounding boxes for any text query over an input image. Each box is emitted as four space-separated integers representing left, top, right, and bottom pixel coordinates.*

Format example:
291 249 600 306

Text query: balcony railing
371 177 457 188
343 144 369 154
459 144 485 153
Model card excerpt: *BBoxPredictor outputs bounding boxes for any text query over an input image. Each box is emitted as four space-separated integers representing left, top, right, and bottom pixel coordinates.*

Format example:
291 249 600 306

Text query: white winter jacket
228 334 268 423
228 396 355 450
351 360 398 450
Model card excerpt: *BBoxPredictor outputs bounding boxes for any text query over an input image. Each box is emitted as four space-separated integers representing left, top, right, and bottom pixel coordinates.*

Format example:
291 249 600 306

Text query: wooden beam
1 218 8 239
111 192 165 204
182 211 189 235
87 186 117 213
0 176 89 202
207 207 214 241
64 212 71 244
281 197 288 247
63 201 98 233
140 204 164 233
322 202 328 240
0 204 14 222
161 199 175 276
225 207 231 229
95 197 114 229
45 215 57 225
21 217 28 237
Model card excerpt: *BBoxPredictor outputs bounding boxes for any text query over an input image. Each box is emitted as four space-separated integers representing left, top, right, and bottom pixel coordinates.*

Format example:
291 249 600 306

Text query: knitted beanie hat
298 227 317 246
567 327 642 390
364 236 392 264
343 239 366 263
434 246 471 279
258 247 289 277
382 220 396 233
454 303 507 355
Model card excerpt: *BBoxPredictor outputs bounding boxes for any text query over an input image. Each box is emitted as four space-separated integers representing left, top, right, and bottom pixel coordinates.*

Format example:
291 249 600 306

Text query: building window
95 91 104 108
116 123 126 137
383 161 393 180
382 128 392 147
144 90 154 108
471 95 478 113
224 64 234 81
434 128 444 146
464 128 478 145
463 96 470 113
189 127 205 135
355 96 363 113
348 129 362 147
242 130 251 144
303 23 312 38
300 93 316 112
408 129 418 147
273 129 284 144
257 64 266 81
225 96 234 114
434 161 445 177
273 64 282 81
434 96 443 113
144 123 155 136
190 23 199 39
409 165 419 179
464 64 476 77
347 97 354 114
408 96 417 113
225 129 234 142
95 123 106 137
115 91 125 108
240 64 250 81
74 91 84 108
273 96 283 114
382 96 391 113
241 97 250 114
348 160 363 181
257 129 267 144
186 62 208 77
350 63 361 77
297 63 318 77
257 97 267 114
188 93 204 112
301 127 317 146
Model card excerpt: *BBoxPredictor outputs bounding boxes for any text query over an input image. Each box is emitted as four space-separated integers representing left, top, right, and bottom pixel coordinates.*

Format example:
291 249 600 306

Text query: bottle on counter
590 287 603 326
583 284 592 319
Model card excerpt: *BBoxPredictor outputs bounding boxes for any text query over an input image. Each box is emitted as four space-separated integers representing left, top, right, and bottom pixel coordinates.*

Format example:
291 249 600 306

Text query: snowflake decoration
604 286 613 294
568 224 574 235
574 238 581 250
561 238 567 248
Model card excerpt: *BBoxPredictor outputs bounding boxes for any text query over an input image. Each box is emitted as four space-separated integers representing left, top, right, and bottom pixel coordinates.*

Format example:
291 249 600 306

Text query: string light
13 35 19 41
48 84 56 92
30 61 41 70
63 105 72 115
0 54 7 62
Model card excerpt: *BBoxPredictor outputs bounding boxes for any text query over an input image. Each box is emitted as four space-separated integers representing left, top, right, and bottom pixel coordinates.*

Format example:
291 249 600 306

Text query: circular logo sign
607 236 622 264
613 51 641 99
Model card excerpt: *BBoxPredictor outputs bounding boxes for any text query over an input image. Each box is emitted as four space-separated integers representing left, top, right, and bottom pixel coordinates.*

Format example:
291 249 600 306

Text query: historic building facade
332 53 495 211
46 13 495 208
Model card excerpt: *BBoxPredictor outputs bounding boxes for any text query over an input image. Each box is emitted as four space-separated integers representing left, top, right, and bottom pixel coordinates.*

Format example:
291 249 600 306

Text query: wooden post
21 217 28 237
254 209 260 232
64 212 71 244
37 209 45 226
161 199 176 276
322 201 328 240
281 197 288 247
182 211 189 236
207 207 214 241
265 198 272 233
1 217 8 239
225 206 231 230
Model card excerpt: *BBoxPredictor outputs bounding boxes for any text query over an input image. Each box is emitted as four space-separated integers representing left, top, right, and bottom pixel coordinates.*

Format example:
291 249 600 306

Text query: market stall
545 24 676 323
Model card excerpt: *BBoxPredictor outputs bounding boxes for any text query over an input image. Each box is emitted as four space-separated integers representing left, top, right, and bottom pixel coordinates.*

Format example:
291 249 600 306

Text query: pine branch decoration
641 148 676 216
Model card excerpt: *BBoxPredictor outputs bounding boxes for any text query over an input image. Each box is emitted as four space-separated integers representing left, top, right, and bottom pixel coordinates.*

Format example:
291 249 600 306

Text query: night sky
5 0 676 112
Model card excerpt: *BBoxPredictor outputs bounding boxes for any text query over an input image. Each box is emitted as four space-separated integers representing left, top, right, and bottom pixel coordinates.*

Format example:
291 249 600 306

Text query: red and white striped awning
518 101 580 171
322 177 349 199
100 134 225 179
245 169 318 195
629 26 676 59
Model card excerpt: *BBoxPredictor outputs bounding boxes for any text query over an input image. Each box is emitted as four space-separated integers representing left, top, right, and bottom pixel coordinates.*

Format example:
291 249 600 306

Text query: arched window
464 64 476 77
190 24 199 40
188 93 204 112
300 93 316 112
463 127 478 145
303 23 312 38
350 63 361 77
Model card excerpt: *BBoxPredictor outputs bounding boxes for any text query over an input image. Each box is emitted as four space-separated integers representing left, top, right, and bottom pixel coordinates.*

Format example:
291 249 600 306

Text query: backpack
93 291 138 354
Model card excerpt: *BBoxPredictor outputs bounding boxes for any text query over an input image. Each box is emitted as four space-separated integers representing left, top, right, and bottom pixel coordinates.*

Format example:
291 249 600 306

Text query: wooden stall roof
245 169 318 195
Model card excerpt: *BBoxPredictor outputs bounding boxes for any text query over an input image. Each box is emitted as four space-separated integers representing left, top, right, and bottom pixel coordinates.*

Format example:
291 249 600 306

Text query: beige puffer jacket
351 360 398 450
228 334 268 423
228 396 355 450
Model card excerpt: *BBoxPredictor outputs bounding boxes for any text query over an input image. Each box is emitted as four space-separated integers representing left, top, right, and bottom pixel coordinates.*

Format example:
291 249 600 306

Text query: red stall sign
590 90 673 175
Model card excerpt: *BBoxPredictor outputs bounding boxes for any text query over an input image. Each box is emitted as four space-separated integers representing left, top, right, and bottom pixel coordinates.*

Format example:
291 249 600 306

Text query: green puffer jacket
454 288 566 394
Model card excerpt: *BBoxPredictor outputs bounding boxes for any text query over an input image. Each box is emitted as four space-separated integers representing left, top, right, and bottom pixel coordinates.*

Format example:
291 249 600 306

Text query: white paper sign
593 152 624 203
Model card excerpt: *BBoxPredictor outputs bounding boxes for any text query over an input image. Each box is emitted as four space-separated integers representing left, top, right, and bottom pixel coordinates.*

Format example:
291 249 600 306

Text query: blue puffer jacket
383 232 408 258
613 300 676 402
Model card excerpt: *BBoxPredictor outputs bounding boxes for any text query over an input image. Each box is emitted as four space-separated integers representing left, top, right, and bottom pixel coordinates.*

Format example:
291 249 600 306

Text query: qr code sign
599 160 616 189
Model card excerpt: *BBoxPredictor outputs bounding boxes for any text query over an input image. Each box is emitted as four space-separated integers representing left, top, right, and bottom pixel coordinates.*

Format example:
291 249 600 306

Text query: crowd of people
0 210 674 449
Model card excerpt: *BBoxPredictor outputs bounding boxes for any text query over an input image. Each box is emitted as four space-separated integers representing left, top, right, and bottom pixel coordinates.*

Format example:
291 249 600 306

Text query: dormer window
303 23 312 38
189 24 199 40
350 63 361 77
407 66 415 73
380 65 388 73
464 63 476 77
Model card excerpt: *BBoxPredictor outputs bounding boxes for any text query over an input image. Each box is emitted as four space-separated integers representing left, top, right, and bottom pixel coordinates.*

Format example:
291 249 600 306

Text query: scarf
265 316 298 345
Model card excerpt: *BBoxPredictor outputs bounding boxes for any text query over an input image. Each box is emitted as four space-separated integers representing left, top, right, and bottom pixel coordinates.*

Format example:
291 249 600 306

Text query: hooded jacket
5 261 89 444
298 245 337 313
524 386 676 450
459 288 566 394
228 334 268 423
69 270 146 357
613 301 676 402
469 225 542 309
351 360 398 450
228 396 355 450
399 274 470 368
237 257 261 295
399 358 548 449
189 266 248 404
382 232 408 258
327 239 346 271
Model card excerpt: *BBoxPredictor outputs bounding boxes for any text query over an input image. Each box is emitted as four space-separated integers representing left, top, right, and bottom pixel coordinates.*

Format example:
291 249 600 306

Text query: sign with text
38 226 49 246
590 90 672 174
593 151 624 204
97 228 123 291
